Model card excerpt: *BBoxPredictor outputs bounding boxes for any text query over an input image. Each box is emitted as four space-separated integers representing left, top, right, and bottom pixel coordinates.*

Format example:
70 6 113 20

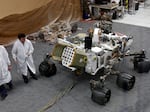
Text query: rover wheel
137 60 150 73
91 87 111 105
39 61 57 77
116 73 135 90
133 57 144 70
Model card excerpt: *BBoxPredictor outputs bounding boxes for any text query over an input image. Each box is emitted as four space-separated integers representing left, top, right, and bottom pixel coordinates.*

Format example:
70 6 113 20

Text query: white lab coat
0 45 12 86
12 39 36 76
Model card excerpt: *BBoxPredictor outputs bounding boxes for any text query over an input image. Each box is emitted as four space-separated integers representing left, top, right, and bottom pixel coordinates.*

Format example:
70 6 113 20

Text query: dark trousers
22 67 34 77
0 85 7 97
0 81 13 96
27 66 37 80
28 66 35 76
28 67 33 75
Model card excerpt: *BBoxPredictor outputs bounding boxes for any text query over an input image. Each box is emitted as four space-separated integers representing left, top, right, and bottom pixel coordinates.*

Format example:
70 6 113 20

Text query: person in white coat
12 33 38 84
0 45 13 100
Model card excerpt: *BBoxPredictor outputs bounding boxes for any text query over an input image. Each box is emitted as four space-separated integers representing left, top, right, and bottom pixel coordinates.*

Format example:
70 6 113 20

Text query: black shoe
31 74 38 80
1 94 8 100
22 75 29 84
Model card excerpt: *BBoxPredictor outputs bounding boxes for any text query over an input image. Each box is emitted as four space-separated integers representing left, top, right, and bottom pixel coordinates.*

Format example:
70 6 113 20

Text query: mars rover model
39 23 150 105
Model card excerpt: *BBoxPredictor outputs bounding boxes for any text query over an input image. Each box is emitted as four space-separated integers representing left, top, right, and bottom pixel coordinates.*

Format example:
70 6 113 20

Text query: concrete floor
0 21 150 112
114 0 150 28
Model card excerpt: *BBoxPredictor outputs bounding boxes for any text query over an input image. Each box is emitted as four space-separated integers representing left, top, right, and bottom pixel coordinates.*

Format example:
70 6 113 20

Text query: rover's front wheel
39 61 57 77
91 87 111 105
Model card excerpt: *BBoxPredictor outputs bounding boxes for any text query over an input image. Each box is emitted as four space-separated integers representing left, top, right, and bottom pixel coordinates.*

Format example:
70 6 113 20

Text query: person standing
0 45 13 100
12 33 38 84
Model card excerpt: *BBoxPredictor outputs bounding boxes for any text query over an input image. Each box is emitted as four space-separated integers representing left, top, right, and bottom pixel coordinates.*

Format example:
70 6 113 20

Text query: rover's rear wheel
133 57 144 70
39 61 57 77
133 56 150 73
91 87 111 105
116 73 135 90
137 60 150 73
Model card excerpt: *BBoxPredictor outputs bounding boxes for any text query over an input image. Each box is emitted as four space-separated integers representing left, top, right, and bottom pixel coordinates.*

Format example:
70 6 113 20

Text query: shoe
22 75 29 84
31 74 38 80
1 94 8 100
